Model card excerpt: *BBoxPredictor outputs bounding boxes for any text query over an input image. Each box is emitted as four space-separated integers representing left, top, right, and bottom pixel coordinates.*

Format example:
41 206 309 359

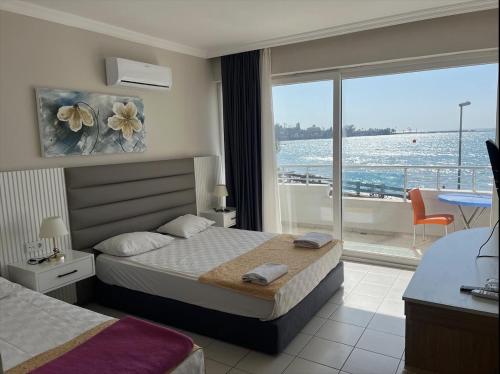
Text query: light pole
457 101 471 189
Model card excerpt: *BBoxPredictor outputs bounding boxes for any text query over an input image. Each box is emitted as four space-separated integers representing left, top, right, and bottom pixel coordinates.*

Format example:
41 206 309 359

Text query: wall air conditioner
105 57 172 90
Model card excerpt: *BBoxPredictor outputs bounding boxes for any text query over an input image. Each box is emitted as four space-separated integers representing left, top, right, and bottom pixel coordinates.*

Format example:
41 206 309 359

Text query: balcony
278 164 493 266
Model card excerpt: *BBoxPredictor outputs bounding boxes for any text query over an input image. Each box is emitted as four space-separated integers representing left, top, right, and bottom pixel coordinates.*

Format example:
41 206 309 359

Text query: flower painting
36 88 146 157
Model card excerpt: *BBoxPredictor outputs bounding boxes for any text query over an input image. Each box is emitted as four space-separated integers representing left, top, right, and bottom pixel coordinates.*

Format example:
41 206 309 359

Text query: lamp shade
213 184 228 197
39 216 68 238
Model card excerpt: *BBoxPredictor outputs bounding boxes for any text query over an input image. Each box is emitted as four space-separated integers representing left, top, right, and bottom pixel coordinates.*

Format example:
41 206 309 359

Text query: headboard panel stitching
70 196 197 231
66 173 195 210
71 203 196 232
66 172 195 190
69 187 196 211
65 158 194 189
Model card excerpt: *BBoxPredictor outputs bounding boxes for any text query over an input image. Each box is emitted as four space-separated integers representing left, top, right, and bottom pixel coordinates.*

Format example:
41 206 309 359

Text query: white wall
271 10 498 75
280 184 333 228
0 10 220 303
210 10 498 80
279 184 491 236
0 10 219 171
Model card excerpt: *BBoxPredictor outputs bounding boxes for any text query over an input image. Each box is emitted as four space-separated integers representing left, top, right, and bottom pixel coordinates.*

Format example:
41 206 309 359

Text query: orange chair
409 188 454 247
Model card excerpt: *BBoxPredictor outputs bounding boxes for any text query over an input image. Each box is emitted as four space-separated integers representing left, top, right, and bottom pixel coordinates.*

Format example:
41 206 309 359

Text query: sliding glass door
341 63 498 265
272 74 341 238
270 57 497 267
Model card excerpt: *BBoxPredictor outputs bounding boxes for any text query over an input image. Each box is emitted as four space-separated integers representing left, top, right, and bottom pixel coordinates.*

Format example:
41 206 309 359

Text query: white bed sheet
96 227 342 321
0 278 204 373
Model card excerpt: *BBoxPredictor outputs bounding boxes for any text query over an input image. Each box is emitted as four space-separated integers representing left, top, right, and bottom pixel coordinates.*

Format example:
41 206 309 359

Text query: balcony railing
278 164 493 201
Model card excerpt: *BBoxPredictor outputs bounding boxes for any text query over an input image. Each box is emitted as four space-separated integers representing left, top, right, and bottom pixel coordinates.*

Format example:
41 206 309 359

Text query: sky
272 63 498 132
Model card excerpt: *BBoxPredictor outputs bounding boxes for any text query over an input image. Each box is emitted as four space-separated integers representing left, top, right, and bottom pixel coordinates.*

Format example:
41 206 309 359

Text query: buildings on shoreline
275 123 493 141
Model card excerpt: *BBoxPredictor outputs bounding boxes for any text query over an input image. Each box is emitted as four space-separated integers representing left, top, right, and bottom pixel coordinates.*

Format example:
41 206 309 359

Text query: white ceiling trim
0 0 208 58
0 0 497 60
206 0 499 57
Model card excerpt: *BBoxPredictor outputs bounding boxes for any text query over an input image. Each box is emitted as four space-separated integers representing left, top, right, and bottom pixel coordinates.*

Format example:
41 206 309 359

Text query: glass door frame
272 49 498 266
272 71 343 240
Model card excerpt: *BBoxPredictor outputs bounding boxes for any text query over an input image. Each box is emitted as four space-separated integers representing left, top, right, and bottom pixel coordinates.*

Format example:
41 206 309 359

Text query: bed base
95 261 343 354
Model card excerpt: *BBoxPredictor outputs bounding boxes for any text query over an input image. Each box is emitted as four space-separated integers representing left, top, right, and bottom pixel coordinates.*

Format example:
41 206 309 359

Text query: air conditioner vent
105 57 172 91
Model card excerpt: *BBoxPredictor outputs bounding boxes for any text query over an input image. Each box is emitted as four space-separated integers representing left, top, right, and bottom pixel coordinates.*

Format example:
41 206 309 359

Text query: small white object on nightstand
8 250 95 293
200 207 236 228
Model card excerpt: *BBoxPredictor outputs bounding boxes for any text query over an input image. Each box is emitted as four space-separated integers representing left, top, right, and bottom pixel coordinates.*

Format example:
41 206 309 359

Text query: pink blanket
32 316 194 374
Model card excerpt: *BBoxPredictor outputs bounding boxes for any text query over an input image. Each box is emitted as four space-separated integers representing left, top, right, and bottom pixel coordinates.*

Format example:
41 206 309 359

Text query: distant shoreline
395 128 494 135
277 128 494 141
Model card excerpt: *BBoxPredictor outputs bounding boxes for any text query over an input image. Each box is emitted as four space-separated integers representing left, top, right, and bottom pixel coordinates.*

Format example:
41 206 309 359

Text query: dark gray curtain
221 50 262 231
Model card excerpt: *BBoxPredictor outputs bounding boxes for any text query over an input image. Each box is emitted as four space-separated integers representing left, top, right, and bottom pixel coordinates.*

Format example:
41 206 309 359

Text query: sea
277 130 496 193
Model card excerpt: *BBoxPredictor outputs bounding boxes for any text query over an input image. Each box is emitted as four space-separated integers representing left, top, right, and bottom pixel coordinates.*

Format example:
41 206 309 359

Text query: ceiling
2 0 498 58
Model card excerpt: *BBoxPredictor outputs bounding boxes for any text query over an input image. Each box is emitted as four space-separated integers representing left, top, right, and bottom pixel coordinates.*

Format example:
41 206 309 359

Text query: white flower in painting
107 102 142 141
57 104 94 132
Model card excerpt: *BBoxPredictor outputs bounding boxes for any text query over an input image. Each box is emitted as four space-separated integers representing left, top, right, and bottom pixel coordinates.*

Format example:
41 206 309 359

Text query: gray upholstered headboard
65 158 197 252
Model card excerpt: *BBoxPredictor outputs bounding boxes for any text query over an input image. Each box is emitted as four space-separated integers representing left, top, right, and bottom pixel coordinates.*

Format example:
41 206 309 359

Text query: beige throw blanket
199 234 340 300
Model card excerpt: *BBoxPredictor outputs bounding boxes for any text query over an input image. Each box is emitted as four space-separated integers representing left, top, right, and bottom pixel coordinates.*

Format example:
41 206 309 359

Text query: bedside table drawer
38 256 94 293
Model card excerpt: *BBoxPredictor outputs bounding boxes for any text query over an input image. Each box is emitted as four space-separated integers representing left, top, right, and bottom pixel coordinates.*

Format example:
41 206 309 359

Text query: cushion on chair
416 214 454 225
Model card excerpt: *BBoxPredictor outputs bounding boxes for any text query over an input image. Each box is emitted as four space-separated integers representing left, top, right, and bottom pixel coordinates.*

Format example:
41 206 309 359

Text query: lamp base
214 207 230 213
48 248 65 262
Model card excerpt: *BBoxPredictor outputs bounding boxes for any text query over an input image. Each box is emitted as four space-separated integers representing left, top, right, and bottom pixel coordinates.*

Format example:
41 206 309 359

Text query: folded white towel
242 263 288 286
294 232 333 249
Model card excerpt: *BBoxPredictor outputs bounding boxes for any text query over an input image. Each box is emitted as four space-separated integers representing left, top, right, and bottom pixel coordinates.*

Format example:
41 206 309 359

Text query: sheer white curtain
260 48 282 233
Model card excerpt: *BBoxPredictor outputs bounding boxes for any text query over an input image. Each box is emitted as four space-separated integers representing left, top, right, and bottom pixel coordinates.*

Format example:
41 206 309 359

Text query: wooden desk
403 227 498 374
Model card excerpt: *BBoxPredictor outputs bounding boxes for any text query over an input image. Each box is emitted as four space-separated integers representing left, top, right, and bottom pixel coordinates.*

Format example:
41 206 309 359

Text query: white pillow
157 214 215 238
94 232 174 257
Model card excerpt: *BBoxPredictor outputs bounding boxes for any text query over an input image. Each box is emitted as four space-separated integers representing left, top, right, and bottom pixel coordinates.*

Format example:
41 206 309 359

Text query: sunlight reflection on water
278 130 495 191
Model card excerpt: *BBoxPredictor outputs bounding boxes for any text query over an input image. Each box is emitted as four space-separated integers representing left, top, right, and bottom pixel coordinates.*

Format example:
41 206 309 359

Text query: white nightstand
8 250 95 293
200 207 237 228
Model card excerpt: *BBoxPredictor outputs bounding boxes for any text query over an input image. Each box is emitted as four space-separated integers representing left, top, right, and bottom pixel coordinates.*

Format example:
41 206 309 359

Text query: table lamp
214 184 229 212
39 216 68 262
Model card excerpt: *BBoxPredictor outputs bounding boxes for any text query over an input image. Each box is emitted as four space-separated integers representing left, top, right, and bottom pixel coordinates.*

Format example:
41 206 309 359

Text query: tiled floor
290 224 437 262
343 231 436 262
86 261 413 374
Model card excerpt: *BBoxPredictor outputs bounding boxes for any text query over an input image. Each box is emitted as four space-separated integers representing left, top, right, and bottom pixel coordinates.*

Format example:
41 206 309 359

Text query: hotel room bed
64 158 344 354
0 277 204 373
96 226 342 321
